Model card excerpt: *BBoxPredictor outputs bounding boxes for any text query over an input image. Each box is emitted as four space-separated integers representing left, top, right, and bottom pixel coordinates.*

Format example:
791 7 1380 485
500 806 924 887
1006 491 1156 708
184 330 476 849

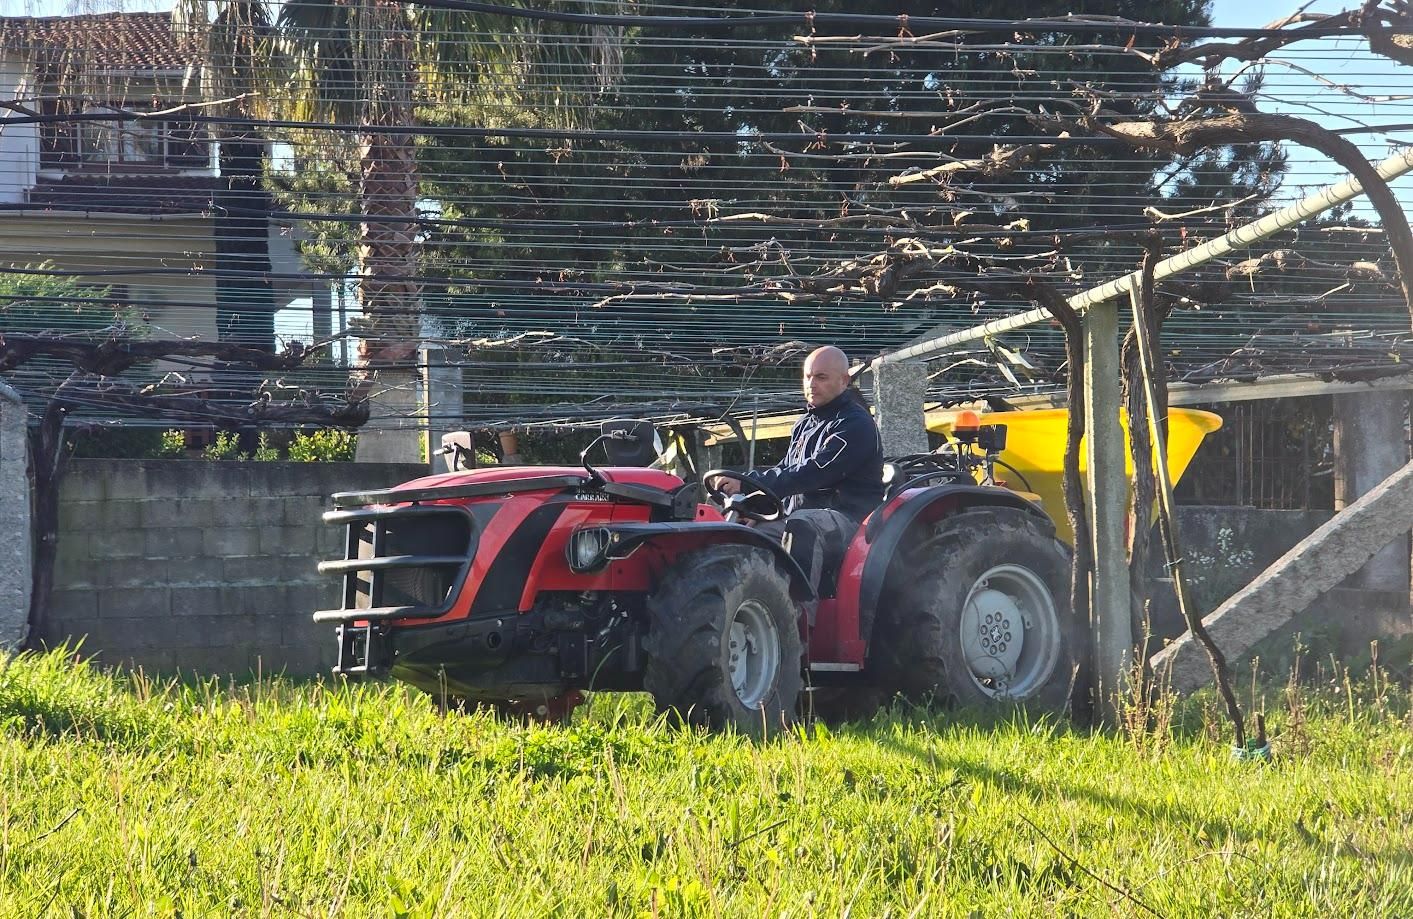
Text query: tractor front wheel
644 547 803 738
872 506 1076 713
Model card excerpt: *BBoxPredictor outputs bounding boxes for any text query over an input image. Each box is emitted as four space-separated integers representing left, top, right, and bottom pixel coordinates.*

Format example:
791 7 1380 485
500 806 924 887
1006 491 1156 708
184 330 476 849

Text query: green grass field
1 649 1410 917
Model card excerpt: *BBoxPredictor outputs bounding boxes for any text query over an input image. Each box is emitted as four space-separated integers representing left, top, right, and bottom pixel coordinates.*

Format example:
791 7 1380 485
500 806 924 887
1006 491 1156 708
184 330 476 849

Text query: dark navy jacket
754 389 884 522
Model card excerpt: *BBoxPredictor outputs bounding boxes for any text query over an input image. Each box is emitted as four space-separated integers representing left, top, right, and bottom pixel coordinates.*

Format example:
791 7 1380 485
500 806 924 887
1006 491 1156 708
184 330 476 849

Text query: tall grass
1 648 1410 916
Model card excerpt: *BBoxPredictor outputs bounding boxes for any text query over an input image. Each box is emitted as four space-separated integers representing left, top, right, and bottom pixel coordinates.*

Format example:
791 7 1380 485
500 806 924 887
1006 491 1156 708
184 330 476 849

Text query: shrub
202 431 244 461
156 430 187 458
251 432 280 462
288 428 356 462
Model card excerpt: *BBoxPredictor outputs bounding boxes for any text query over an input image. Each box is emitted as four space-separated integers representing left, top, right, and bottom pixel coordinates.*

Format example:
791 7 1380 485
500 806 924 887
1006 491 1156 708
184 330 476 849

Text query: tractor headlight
567 527 613 573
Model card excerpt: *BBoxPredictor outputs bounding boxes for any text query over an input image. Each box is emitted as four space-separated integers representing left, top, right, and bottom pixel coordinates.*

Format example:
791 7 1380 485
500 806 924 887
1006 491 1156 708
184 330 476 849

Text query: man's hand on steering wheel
701 468 786 522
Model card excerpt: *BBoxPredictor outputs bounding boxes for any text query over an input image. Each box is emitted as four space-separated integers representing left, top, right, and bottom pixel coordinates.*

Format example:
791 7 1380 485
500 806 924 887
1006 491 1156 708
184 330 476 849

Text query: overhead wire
1 7 1410 431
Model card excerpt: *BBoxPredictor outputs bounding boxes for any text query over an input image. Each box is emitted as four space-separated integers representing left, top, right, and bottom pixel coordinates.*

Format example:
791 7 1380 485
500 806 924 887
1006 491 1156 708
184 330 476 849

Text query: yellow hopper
926 407 1223 544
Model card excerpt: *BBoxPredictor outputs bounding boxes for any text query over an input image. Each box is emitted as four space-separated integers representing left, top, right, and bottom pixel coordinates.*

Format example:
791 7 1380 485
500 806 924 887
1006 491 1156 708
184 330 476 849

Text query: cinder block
144 527 207 560
264 643 330 678
251 464 329 498
52 535 93 588
90 530 145 560
102 558 172 590
309 579 343 610
99 501 141 531
222 556 273 585
48 588 98 621
202 527 261 558
197 501 245 529
170 613 263 649
98 587 170 619
138 499 198 529
224 584 287 617
289 588 327 622
124 649 179 674
170 586 228 617
166 556 226 587
260 525 317 557
44 613 99 649
99 463 151 501
57 500 103 532
249 498 292 527
280 555 322 585
58 466 105 502
170 646 256 678
163 461 254 500
315 525 346 556
91 616 184 652
282 495 325 527
281 613 326 649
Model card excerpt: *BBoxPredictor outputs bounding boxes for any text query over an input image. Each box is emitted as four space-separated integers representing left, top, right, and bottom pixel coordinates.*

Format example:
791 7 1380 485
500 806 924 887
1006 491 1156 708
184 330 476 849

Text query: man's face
803 356 848 408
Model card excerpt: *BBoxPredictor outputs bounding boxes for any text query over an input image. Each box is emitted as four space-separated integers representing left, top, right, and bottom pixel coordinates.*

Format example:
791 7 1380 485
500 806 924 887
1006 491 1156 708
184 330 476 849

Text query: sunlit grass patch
1 648 1410 916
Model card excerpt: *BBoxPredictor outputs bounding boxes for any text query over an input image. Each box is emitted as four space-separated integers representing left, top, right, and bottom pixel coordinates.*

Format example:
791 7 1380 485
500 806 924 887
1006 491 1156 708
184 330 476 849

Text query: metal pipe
875 145 1413 366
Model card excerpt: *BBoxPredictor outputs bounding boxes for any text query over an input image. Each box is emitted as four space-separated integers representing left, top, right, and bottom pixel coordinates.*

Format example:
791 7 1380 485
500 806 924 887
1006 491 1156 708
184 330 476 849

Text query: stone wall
35 467 1405 677
0 382 30 649
43 459 426 676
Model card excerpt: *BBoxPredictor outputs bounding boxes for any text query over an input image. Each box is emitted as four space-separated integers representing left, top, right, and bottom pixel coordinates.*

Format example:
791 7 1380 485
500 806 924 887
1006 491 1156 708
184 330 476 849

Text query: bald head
803 346 851 408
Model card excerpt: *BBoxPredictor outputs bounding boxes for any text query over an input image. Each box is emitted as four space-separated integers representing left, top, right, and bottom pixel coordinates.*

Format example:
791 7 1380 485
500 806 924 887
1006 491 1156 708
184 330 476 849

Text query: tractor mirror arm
580 429 643 483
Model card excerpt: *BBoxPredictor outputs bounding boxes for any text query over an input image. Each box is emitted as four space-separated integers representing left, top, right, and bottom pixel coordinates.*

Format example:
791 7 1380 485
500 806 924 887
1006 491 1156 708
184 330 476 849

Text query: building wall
0 214 218 339
44 459 427 676
0 54 38 204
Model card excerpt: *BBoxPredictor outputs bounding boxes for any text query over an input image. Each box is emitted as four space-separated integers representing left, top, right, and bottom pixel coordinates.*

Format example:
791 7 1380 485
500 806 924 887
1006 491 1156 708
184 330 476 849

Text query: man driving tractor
713 345 884 594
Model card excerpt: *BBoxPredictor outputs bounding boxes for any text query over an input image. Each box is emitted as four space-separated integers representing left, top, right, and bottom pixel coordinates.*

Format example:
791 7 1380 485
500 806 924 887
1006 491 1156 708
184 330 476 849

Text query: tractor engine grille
314 504 482 623
353 513 472 610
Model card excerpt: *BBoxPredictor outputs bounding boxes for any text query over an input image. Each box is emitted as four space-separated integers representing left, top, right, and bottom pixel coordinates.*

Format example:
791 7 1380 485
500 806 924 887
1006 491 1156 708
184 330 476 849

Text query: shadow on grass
848 699 1413 874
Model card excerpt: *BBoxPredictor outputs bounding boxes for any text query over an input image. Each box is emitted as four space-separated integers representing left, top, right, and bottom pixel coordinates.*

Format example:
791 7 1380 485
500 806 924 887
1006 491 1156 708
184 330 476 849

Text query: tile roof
0 11 197 71
16 174 218 216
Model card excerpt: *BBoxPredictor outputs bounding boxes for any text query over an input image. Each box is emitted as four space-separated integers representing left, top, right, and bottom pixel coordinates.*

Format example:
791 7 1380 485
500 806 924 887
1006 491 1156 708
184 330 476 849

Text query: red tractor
315 418 1077 733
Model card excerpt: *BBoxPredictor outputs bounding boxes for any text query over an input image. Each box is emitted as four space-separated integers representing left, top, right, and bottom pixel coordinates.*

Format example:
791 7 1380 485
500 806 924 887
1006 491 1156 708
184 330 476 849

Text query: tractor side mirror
439 431 477 472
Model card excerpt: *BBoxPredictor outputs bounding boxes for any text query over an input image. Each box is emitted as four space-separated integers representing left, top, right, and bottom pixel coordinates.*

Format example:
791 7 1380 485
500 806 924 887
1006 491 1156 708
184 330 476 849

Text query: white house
0 11 323 348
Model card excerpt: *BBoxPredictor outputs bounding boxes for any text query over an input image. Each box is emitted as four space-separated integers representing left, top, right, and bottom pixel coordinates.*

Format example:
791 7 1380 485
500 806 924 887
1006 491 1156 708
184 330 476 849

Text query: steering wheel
701 468 786 523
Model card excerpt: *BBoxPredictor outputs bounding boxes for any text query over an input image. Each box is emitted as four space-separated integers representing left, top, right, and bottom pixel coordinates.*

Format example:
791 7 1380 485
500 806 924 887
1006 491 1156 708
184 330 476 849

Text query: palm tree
274 0 619 459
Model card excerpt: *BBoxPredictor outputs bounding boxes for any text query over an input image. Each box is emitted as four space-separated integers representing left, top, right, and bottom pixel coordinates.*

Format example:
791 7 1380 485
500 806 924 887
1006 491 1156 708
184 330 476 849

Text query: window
40 102 210 170
81 106 161 164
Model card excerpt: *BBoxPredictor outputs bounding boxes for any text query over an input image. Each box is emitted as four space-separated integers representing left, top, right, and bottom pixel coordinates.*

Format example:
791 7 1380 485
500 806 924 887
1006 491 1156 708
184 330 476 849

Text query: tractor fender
857 485 1052 641
598 521 816 602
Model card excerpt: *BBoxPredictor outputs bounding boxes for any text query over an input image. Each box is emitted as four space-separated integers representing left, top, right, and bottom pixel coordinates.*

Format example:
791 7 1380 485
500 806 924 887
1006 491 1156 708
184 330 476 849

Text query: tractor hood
395 465 686 493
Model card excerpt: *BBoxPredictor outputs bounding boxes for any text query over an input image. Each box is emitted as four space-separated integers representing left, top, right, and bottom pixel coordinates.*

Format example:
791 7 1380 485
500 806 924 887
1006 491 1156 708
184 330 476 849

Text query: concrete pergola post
1333 392 1411 597
1082 303 1131 716
422 347 466 473
872 359 931 457
0 383 31 649
352 368 426 465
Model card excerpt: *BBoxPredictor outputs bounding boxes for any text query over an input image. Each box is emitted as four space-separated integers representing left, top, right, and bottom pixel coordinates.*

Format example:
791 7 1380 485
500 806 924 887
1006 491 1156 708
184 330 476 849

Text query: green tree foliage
410 1 1287 359
0 265 126 334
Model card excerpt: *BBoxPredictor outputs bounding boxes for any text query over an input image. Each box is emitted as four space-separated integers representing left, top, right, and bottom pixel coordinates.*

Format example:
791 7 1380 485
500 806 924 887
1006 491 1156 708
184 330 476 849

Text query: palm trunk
351 0 425 463
354 0 422 366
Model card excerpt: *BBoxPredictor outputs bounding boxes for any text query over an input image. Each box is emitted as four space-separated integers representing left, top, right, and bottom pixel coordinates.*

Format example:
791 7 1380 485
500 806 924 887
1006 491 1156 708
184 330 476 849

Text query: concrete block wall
45 459 427 677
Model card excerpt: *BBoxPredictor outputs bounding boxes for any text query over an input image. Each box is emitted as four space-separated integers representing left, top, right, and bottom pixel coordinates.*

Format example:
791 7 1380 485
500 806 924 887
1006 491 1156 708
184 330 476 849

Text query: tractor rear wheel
643 546 802 738
872 506 1076 713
